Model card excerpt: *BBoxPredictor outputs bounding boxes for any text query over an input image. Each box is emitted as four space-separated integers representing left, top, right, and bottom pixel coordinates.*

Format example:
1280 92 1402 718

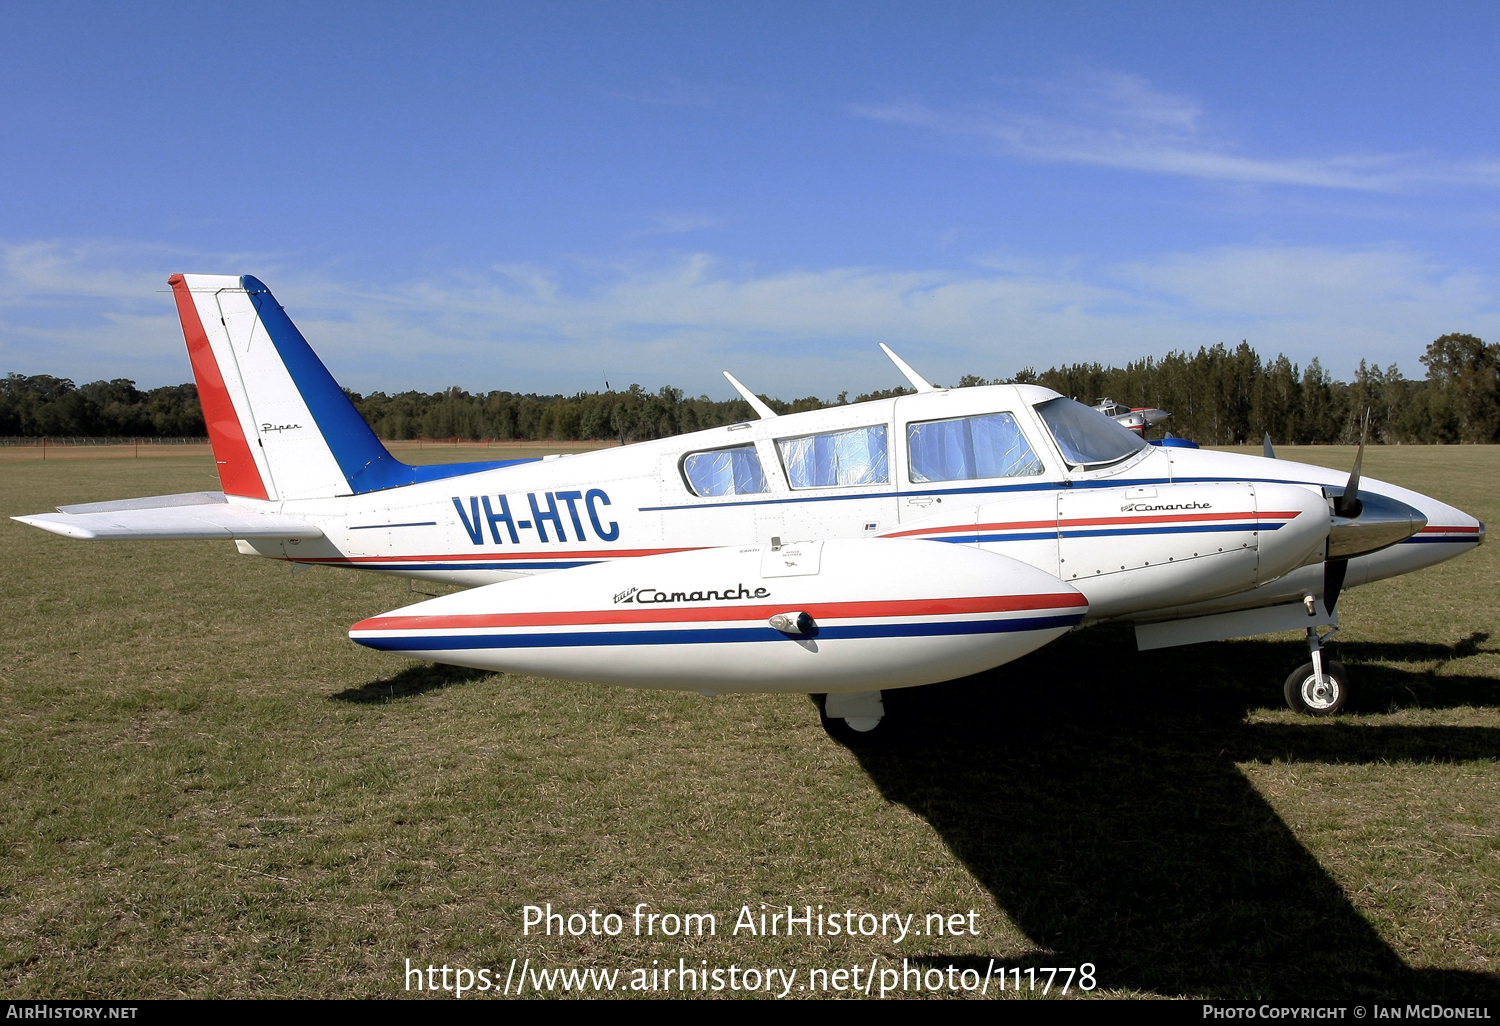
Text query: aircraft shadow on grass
858 625 1500 1001
331 662 495 704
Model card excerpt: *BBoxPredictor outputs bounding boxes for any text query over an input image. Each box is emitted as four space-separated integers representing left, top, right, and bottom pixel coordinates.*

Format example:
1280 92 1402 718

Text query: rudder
169 274 406 500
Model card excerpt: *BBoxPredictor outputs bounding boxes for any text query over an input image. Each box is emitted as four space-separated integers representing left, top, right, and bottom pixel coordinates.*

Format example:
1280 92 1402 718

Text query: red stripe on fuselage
295 546 699 565
168 275 267 500
351 592 1088 633
884 519 1054 538
1062 510 1300 528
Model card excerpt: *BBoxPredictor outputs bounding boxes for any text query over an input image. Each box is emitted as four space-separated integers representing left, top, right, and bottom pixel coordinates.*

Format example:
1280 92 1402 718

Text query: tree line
4 333 1497 445
0 375 205 438
980 333 1500 445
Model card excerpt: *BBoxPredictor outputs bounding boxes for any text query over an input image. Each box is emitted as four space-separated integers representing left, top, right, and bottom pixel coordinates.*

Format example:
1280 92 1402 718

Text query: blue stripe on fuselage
1060 521 1286 539
337 560 602 570
912 521 1287 545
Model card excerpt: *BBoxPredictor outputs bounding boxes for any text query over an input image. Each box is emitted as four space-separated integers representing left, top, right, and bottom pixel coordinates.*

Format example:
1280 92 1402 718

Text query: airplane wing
13 491 323 541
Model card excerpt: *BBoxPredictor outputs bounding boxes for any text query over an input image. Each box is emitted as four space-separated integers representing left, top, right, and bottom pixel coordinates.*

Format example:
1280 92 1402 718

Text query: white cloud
272 246 1500 391
855 71 1498 192
1118 246 1492 319
635 212 725 236
1110 245 1500 371
0 240 170 305
0 239 286 384
2 237 1495 396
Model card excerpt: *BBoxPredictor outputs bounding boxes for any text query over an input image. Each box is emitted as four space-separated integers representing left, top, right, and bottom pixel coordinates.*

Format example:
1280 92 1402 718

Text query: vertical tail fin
170 274 535 499
170 274 412 500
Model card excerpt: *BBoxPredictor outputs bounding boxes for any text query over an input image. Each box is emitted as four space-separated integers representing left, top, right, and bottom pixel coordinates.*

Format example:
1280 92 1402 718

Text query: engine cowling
1054 481 1329 617
349 538 1087 693
884 481 1329 620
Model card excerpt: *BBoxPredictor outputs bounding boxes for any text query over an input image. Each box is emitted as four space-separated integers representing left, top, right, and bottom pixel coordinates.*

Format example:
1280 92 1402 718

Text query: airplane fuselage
234 383 1479 628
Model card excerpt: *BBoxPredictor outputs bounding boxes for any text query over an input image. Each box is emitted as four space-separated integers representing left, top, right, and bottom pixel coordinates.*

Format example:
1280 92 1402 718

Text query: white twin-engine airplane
1092 397 1172 435
16 275 1487 740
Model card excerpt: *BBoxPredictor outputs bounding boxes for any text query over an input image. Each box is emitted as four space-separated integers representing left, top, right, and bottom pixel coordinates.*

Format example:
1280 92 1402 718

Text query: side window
776 425 889 489
681 444 768 497
907 413 1044 483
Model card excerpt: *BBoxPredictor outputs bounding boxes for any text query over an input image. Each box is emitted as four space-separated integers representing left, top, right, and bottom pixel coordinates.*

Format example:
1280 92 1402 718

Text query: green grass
0 446 1496 999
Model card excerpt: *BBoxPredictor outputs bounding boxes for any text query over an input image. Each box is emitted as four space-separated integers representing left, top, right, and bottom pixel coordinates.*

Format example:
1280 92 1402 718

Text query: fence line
0 436 210 447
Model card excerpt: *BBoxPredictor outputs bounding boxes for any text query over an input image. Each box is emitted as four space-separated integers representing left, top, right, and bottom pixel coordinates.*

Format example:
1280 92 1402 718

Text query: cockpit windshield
1034 397 1148 467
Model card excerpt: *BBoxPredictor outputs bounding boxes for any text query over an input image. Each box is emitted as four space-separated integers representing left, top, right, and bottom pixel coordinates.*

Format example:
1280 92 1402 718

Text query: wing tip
12 514 99 540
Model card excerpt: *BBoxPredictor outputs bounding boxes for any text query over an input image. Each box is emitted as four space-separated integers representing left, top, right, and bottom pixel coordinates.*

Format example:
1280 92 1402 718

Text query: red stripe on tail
169 275 267 500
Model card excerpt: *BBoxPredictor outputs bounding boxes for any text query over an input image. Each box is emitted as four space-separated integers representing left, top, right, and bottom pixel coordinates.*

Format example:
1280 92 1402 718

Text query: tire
815 693 898 747
1283 660 1350 716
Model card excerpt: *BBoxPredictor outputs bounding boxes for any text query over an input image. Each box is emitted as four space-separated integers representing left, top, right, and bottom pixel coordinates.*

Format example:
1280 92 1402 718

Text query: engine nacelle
1055 480 1328 618
885 481 1329 621
349 538 1087 693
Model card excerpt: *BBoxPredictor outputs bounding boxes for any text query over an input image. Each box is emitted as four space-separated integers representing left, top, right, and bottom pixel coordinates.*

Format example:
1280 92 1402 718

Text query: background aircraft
14 275 1486 741
1093 397 1173 435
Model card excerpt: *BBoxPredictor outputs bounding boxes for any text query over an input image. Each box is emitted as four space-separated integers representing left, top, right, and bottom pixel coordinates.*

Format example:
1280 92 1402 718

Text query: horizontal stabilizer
14 496 322 541
56 491 227 515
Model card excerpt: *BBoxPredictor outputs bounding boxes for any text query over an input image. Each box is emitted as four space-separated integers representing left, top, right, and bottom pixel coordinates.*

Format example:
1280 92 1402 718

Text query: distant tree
1420 333 1500 443
851 386 915 403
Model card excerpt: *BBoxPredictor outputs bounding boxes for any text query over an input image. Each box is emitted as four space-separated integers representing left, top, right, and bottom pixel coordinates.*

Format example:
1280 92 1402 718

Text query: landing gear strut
1284 625 1349 716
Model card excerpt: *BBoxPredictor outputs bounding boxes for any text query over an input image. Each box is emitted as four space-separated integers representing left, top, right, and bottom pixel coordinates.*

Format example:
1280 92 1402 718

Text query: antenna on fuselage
878 343 937 393
722 371 778 419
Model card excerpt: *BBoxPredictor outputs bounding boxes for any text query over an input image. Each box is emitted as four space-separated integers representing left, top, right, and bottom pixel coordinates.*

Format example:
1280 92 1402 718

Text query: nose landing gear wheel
1284 660 1350 716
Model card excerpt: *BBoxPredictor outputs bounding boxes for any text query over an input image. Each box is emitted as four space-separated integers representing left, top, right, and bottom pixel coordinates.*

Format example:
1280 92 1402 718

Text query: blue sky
3 2 1499 399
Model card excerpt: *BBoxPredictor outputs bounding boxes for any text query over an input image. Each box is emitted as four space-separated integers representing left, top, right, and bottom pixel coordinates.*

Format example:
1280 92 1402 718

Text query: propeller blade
1334 409 1369 519
1326 408 1372 613
1262 432 1276 459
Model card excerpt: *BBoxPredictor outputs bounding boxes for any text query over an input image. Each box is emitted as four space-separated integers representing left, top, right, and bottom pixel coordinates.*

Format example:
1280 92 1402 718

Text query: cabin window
1035 397 1147 467
681 444 768 497
907 412 1044 483
776 425 889 489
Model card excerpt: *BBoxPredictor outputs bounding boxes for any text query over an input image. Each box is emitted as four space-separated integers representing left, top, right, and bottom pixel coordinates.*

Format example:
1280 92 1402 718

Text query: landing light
769 611 815 635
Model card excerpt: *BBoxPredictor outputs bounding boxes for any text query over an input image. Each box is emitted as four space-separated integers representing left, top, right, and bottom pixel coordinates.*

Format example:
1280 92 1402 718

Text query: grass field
1 445 1496 1000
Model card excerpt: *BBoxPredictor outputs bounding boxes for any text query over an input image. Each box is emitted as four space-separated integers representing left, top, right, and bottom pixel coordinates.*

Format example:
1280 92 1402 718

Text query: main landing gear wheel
1284 660 1350 716
816 691 895 747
